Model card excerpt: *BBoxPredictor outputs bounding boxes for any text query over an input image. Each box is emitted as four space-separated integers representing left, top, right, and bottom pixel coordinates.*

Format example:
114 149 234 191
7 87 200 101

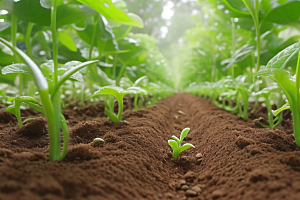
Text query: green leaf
58 31 77 52
0 37 48 91
221 0 251 16
2 0 51 26
256 42 300 76
267 42 300 69
2 63 31 75
104 108 119 122
178 143 195 154
264 1 300 25
52 60 98 98
171 136 180 145
40 0 52 9
272 102 290 117
168 139 179 151
179 128 190 144
76 0 143 27
91 86 147 100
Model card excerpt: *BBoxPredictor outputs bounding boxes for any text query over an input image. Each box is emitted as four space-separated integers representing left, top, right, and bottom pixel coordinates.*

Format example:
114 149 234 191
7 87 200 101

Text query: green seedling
253 85 283 129
0 37 97 161
168 128 195 159
255 42 300 146
90 86 147 122
5 96 41 127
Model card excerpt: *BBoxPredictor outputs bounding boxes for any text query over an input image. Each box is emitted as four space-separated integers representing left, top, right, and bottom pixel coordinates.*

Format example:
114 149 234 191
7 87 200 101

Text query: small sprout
93 138 104 142
168 128 195 159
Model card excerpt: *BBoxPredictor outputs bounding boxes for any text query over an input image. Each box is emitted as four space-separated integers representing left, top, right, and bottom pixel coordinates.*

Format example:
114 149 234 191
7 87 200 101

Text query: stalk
51 0 63 160
116 62 126 86
11 15 24 96
231 18 236 78
11 15 17 48
88 16 98 61
25 22 34 58
39 90 60 160
294 50 300 146
117 97 123 121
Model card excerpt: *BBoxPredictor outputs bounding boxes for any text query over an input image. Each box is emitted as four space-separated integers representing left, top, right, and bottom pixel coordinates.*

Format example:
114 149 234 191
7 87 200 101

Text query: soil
0 93 299 200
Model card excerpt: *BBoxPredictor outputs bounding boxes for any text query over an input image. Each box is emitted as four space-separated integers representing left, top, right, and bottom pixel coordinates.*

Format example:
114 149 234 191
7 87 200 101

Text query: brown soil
0 93 299 200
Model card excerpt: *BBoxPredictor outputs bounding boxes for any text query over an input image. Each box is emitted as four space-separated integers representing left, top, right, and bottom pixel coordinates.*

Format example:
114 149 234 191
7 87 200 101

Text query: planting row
174 0 300 147
0 0 175 160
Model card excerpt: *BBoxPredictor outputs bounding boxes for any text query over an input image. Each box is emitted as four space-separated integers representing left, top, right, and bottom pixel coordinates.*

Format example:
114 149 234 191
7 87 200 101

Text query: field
0 93 299 200
1 0 300 199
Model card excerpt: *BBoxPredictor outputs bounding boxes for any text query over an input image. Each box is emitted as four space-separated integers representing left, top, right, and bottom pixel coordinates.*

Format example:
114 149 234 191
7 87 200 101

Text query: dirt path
0 93 299 200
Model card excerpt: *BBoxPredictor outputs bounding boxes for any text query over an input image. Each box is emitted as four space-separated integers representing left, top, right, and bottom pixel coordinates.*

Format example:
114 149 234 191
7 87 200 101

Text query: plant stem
89 16 98 61
39 90 60 160
25 22 34 58
11 15 17 48
112 54 117 80
51 0 59 85
51 0 63 160
116 63 126 86
231 18 236 78
294 49 300 146
117 97 123 122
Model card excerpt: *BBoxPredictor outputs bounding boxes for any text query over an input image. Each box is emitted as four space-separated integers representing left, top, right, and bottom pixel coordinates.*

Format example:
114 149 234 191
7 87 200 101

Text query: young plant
168 128 195 159
0 37 97 160
255 42 300 146
90 86 147 122
253 85 283 129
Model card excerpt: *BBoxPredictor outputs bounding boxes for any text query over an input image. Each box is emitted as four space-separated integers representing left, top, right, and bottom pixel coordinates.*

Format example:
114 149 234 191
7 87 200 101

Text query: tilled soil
0 93 299 200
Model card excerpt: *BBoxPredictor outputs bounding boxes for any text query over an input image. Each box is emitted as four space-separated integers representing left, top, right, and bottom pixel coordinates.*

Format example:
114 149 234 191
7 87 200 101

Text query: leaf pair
168 128 195 159
90 86 147 122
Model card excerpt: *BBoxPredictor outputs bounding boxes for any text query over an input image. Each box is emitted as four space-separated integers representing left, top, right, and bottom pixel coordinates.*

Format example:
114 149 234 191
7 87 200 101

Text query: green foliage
255 42 300 146
90 86 147 122
168 128 195 159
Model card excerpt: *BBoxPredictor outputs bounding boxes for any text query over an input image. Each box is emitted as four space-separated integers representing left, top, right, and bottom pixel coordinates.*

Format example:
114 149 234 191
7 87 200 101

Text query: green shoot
255 42 300 146
5 96 40 127
253 85 283 129
168 128 195 159
90 86 147 122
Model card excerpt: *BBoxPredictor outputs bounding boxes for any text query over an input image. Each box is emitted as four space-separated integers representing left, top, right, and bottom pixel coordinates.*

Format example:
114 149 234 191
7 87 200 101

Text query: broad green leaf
256 42 300 76
264 1 300 25
58 31 77 52
2 0 51 26
7 96 40 104
179 128 190 144
221 0 251 16
178 143 195 154
40 0 52 9
56 4 92 27
2 63 31 75
0 37 48 91
76 0 143 27
242 0 255 15
267 42 300 69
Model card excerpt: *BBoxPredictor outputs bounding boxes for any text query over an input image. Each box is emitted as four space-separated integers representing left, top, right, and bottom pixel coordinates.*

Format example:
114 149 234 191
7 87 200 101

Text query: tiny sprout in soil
168 128 195 159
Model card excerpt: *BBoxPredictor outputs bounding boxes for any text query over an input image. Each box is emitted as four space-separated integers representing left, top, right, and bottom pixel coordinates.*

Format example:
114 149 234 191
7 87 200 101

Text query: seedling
255 42 300 146
90 86 147 122
168 128 195 159
0 37 97 160
253 85 283 129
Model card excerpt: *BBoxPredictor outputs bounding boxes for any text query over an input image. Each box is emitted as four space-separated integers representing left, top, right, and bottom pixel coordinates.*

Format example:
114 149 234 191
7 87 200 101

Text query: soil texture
0 93 299 200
